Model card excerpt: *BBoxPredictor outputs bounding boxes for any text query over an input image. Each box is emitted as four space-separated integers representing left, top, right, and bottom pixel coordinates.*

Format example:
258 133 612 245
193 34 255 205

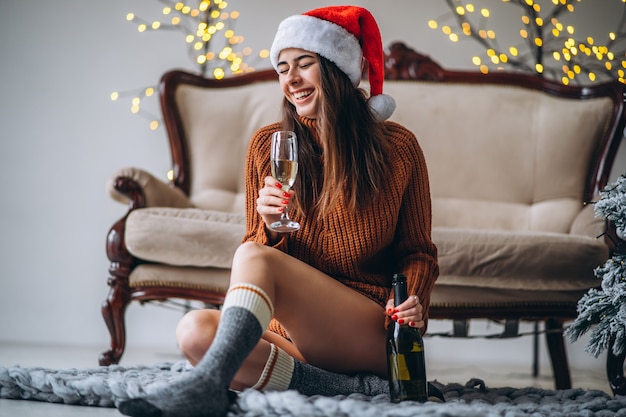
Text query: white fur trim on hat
270 15 363 87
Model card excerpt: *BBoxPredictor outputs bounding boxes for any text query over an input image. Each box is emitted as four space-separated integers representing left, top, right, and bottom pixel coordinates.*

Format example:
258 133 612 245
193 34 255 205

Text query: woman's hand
256 176 295 229
386 295 424 329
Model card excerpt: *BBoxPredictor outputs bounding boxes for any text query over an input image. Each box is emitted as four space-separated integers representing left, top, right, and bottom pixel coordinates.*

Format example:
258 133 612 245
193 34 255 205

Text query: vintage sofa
101 42 626 392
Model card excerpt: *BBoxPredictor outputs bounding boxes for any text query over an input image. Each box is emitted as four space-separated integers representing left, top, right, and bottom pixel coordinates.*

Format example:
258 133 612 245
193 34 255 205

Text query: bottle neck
393 279 408 308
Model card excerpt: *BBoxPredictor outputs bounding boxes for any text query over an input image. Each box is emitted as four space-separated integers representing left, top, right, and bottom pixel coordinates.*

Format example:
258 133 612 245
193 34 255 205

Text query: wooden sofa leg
607 338 626 396
545 318 572 390
99 218 133 366
99 273 131 366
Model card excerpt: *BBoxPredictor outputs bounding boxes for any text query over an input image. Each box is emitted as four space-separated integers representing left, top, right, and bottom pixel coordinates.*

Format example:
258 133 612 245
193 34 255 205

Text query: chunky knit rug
1 361 625 416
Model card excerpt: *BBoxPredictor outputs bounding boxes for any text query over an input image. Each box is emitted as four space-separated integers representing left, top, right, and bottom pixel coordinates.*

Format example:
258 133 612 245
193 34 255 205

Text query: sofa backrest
161 71 281 213
159 42 625 234
386 81 614 233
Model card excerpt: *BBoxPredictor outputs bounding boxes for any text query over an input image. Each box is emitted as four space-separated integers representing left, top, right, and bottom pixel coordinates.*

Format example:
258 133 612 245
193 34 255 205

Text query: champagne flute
269 131 300 232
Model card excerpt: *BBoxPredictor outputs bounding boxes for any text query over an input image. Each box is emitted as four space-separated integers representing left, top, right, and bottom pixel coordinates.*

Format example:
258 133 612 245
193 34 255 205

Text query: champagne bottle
386 273 428 403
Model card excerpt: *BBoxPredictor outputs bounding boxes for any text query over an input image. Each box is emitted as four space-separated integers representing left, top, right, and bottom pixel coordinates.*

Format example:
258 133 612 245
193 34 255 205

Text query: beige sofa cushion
125 207 245 268
433 227 607 292
123 206 607 294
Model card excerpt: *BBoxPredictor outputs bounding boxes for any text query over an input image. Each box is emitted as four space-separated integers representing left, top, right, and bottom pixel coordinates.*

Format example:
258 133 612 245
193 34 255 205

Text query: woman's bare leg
173 241 388 394
229 242 388 376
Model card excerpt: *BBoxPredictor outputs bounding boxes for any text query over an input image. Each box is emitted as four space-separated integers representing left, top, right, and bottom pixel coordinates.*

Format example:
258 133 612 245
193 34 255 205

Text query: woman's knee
176 309 220 362
232 241 275 275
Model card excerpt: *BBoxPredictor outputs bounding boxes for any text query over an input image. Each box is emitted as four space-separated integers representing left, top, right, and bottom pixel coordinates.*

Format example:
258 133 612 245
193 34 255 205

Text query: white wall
0 0 623 376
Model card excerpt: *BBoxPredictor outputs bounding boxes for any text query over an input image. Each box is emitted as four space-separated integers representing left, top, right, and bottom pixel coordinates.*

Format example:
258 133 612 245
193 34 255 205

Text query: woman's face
277 48 322 119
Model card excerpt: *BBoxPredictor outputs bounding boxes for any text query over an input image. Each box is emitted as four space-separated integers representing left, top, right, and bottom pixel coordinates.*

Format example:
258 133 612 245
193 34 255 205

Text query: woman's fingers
257 176 297 226
386 295 424 329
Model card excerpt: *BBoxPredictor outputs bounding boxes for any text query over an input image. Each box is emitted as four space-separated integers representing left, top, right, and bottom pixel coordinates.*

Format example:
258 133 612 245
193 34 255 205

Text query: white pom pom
368 94 396 121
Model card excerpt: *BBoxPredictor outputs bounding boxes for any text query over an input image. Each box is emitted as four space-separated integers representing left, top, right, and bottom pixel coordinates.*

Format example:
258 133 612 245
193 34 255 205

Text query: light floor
0 340 613 417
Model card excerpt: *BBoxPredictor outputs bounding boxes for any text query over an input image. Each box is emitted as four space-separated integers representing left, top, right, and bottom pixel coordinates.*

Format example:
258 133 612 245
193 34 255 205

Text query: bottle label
389 353 411 381
411 341 424 353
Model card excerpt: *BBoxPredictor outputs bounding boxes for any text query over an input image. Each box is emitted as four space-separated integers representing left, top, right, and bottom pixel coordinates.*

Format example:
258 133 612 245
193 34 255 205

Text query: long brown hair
282 55 390 221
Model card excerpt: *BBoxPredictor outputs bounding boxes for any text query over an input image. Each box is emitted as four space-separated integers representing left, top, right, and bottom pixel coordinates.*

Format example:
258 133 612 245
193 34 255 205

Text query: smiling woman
114 6 439 417
276 49 321 119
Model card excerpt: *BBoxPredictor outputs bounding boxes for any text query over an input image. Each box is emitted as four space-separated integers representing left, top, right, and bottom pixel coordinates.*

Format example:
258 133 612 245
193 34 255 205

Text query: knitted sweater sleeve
242 123 288 251
386 122 439 327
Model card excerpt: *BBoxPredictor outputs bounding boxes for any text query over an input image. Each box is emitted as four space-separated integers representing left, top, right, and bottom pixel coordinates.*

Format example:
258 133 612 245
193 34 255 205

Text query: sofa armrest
107 167 193 210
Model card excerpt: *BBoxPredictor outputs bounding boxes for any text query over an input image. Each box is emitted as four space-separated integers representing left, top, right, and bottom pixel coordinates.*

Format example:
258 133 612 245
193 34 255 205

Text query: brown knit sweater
243 119 439 339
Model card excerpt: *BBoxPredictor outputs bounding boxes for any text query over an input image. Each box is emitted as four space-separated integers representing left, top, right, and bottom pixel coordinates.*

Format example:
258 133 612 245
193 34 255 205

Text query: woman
118 6 438 417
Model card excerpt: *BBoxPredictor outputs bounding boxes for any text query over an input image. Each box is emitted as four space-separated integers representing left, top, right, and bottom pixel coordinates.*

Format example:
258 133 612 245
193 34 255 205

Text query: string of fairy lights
111 0 269 131
427 0 626 85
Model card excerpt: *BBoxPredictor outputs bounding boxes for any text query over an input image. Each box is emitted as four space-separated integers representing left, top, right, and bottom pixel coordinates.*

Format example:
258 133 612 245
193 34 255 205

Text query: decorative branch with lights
111 0 269 130
428 0 626 85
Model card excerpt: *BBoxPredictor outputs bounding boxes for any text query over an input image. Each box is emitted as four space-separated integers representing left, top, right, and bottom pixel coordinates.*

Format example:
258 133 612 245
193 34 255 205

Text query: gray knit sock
118 284 273 417
288 360 390 397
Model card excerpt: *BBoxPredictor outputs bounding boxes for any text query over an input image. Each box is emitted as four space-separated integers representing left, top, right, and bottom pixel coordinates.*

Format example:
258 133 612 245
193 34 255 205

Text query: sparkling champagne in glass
270 131 300 232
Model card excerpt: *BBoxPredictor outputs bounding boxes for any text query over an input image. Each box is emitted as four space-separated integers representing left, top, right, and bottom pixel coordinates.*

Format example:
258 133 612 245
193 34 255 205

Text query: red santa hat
270 6 396 121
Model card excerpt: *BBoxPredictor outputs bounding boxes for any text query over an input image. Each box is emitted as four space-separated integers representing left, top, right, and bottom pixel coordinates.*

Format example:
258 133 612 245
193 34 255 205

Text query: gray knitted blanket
1 361 625 416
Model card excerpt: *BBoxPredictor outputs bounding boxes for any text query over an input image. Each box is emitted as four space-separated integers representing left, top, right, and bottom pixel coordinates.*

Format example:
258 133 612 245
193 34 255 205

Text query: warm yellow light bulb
481 8 490 17
214 67 225 79
428 20 438 29
167 170 174 182
509 46 518 56
589 72 596 82
138 24 147 32
145 87 154 97
466 4 475 12
456 6 465 15
449 33 459 42
110 92 119 101
152 21 161 30
535 63 544 73
259 49 270 59
126 13 135 21
472 56 482 65
149 120 159 130
231 11 240 18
